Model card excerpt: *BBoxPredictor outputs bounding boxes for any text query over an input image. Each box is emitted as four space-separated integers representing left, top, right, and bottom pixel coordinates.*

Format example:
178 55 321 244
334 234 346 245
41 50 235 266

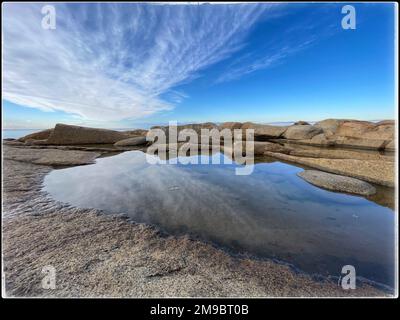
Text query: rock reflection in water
43 151 395 288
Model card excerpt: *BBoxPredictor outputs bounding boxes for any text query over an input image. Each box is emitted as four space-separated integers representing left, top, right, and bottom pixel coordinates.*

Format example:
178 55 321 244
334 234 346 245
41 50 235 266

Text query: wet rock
46 123 130 145
298 170 376 196
114 136 148 146
283 125 323 140
336 120 394 140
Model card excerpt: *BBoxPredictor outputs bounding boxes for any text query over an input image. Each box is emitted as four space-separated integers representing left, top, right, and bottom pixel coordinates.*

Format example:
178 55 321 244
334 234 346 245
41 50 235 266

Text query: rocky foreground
2 119 396 297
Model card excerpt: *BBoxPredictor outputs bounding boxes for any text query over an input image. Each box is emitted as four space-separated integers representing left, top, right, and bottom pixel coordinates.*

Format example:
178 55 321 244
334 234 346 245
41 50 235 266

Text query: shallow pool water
43 151 395 288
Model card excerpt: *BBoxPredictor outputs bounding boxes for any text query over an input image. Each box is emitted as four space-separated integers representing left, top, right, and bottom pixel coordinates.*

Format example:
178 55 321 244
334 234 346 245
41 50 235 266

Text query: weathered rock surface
336 120 393 140
114 136 148 146
298 170 376 196
219 122 243 130
283 125 323 140
18 128 53 142
3 145 100 166
45 124 130 145
314 119 348 136
312 119 395 150
241 122 288 139
264 151 394 187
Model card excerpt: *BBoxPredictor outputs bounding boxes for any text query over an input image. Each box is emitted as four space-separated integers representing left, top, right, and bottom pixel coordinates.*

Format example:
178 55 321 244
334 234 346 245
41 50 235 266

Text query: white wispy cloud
215 5 339 83
215 38 317 83
3 3 279 122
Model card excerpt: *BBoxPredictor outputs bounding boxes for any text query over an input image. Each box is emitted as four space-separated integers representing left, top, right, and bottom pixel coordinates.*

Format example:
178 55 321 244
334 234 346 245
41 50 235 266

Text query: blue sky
2 2 396 129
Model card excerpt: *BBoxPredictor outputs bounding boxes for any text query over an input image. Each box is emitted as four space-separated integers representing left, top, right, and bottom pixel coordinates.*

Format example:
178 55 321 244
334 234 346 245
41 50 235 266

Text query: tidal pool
43 151 395 288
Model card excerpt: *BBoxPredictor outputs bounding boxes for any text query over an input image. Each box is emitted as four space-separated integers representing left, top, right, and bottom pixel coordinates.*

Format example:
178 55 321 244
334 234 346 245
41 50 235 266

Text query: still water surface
43 151 395 288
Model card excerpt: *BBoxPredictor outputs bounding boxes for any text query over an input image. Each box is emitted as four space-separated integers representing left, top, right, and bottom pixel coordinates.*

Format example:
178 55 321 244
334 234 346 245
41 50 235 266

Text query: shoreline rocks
240 122 288 139
46 124 130 145
283 125 323 140
18 128 53 142
298 170 377 196
7 119 395 188
264 151 394 187
14 119 395 152
114 136 148 147
3 145 100 166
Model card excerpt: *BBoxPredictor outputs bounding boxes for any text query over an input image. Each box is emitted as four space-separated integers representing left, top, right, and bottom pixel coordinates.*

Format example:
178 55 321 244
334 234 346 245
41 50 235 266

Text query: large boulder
114 136 147 146
335 120 376 138
234 141 290 155
18 129 53 142
264 151 394 187
298 170 376 196
46 124 130 145
218 122 243 130
283 125 323 140
240 122 288 139
363 121 394 141
302 119 395 150
314 119 348 136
